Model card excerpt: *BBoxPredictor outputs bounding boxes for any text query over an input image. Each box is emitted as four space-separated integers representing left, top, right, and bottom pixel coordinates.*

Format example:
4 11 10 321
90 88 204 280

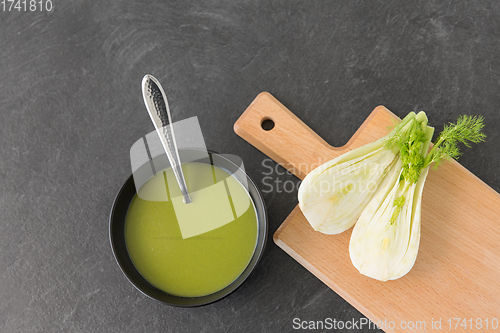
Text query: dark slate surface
1 1 499 332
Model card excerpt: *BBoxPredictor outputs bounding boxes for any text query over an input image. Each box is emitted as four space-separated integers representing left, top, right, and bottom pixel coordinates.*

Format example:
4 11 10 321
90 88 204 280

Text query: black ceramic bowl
109 150 267 307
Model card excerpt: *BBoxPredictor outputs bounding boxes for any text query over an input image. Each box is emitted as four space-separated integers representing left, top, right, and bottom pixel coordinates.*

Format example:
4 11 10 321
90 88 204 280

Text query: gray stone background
1 1 499 332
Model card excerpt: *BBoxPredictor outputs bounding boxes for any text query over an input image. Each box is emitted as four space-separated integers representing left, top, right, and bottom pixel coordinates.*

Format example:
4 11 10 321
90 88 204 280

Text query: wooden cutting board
234 92 500 333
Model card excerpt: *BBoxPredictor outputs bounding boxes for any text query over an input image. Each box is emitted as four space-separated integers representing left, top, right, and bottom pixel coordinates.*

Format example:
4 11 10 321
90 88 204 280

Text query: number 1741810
1 0 53 11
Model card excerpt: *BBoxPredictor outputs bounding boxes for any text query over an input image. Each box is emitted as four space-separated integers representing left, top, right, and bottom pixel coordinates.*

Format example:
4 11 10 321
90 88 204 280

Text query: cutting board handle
234 92 341 179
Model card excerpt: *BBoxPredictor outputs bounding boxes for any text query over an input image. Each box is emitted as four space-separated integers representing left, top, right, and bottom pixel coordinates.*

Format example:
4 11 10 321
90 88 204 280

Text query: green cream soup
125 162 258 297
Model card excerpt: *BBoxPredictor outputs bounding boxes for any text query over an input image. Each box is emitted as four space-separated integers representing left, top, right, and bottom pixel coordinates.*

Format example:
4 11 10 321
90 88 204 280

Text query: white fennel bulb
297 109 486 281
348 111 434 281
298 138 398 234
349 165 430 281
298 111 419 235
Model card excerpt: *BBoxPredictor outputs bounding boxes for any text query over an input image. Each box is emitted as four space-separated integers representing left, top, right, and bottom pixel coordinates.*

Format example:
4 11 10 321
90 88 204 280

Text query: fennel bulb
349 113 485 281
349 165 429 281
349 111 433 281
298 111 418 234
297 109 486 281
298 138 398 234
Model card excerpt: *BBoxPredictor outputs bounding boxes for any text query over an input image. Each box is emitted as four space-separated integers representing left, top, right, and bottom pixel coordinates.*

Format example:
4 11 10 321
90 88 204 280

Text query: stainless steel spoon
141 74 192 204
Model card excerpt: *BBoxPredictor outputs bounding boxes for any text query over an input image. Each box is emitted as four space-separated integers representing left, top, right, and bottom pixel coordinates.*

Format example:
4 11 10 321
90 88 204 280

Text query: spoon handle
141 74 192 204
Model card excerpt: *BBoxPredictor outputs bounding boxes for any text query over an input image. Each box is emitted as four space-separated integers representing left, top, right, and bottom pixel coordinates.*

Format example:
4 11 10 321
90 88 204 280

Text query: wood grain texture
235 92 500 333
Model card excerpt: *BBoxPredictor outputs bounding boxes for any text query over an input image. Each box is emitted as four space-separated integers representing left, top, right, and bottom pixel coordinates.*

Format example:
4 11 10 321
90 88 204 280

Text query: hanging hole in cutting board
261 118 275 131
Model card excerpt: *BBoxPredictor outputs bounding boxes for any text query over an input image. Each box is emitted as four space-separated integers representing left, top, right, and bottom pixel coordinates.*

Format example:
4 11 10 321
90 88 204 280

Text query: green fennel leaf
425 115 486 167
